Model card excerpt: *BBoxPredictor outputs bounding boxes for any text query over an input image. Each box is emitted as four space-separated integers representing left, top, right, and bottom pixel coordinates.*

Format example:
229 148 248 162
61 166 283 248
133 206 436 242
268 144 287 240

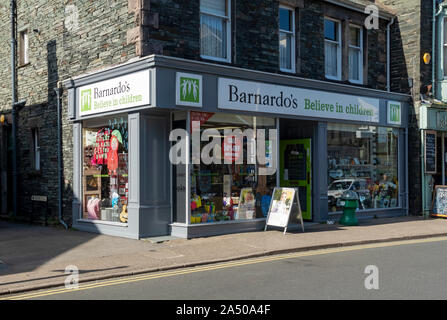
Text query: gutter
324 0 395 20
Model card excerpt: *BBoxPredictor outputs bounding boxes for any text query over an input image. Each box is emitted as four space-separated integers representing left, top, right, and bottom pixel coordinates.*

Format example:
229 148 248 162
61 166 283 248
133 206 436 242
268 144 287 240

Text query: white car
328 179 370 209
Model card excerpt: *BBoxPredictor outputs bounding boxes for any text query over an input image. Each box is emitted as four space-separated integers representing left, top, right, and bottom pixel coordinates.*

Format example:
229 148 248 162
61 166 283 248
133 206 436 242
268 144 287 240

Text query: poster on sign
265 187 304 234
432 186 447 217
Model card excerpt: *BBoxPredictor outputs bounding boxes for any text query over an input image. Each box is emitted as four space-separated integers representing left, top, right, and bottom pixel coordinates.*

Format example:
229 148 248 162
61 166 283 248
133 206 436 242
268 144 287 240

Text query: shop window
327 124 399 212
348 25 363 84
82 116 129 223
200 0 231 62
190 112 276 224
279 5 295 73
324 18 341 80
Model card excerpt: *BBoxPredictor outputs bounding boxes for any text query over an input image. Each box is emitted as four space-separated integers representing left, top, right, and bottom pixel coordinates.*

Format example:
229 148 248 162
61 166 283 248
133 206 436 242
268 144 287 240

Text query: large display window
82 115 129 223
190 112 277 223
327 124 399 212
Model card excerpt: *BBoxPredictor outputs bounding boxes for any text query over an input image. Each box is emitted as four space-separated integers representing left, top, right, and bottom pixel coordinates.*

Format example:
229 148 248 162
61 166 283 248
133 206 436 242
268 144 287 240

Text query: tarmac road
6 236 447 300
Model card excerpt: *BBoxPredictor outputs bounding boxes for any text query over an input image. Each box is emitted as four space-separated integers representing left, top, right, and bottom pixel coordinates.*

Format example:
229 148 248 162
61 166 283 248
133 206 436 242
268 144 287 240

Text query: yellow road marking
4 235 447 300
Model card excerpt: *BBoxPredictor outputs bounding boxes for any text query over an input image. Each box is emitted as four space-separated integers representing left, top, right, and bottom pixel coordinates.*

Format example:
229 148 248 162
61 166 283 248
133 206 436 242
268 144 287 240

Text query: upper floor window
32 128 40 171
200 0 231 62
324 18 341 80
349 25 363 84
19 29 29 66
279 5 295 73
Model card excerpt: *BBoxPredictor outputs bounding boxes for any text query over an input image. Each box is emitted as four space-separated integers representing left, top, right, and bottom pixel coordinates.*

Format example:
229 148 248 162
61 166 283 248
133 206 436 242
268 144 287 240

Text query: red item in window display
107 135 119 175
92 128 111 165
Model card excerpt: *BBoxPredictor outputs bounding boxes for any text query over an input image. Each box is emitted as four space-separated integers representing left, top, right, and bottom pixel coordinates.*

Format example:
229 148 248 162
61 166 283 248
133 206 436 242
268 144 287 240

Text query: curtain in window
201 0 226 16
325 42 338 77
349 48 360 81
280 32 291 70
201 14 226 59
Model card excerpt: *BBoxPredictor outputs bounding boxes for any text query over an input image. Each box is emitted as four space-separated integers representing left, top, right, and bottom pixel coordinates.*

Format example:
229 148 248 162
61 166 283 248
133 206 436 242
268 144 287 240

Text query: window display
327 124 399 212
82 115 129 223
190 112 276 223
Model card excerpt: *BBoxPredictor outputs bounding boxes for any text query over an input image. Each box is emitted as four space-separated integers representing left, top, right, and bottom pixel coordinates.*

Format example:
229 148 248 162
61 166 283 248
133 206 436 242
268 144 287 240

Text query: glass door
279 139 312 220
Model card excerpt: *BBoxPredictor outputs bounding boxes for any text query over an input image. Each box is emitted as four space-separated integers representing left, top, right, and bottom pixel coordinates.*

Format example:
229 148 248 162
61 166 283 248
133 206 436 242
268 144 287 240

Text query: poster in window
237 188 255 220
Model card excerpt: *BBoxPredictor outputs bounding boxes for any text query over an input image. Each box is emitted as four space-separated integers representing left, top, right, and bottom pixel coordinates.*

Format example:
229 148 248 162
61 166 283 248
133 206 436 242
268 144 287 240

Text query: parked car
328 179 370 210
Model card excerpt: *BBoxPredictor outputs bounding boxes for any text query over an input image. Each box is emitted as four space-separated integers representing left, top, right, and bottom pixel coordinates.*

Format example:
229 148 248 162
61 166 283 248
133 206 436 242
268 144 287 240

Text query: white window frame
279 4 296 73
32 128 40 171
200 0 232 63
19 29 29 66
324 17 342 81
348 24 364 84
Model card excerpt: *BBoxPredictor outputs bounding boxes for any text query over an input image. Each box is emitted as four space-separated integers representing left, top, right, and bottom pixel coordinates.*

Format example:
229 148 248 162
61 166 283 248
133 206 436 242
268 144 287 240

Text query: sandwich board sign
265 187 304 234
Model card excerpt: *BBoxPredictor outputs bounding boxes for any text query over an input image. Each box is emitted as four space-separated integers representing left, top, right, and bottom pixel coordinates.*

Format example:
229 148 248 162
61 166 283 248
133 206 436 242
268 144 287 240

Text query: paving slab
1 216 447 295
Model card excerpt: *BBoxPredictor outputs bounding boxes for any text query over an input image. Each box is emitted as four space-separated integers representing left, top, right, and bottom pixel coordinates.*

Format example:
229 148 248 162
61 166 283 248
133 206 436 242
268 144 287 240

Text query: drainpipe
10 0 17 218
387 18 395 92
434 1 447 99
54 83 68 230
406 127 409 216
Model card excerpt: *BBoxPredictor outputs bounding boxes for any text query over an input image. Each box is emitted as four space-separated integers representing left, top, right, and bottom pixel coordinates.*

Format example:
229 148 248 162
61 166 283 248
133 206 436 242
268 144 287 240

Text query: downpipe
54 83 68 230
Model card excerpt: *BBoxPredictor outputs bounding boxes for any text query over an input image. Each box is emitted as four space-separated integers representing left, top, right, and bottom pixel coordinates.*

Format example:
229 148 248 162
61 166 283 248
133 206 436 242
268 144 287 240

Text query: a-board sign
425 131 437 174
265 187 304 234
432 186 447 217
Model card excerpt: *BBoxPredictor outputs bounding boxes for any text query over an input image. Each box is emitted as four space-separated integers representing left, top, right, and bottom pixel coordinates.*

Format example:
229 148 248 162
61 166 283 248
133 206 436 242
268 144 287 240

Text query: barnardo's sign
77 70 150 116
217 78 380 123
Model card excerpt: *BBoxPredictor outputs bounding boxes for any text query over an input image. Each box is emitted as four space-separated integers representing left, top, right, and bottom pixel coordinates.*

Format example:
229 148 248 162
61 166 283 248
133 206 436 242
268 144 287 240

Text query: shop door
279 139 312 220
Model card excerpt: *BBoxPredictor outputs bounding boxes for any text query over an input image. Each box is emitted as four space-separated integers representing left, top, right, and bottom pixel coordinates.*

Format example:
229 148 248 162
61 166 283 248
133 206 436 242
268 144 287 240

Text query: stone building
0 0 414 238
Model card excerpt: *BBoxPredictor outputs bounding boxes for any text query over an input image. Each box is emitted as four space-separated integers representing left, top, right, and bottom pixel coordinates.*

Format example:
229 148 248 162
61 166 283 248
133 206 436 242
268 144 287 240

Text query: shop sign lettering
218 78 380 123
77 70 150 116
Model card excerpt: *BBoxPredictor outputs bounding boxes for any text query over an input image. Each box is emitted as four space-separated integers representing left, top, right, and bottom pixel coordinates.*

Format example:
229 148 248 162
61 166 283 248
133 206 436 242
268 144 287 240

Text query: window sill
27 170 42 178
18 62 31 69
77 218 128 227
349 79 364 85
200 55 231 64
325 75 341 81
280 68 296 74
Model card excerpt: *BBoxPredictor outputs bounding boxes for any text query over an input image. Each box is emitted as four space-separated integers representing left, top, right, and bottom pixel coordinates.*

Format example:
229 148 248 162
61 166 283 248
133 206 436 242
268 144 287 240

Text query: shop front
65 55 410 239
420 105 447 214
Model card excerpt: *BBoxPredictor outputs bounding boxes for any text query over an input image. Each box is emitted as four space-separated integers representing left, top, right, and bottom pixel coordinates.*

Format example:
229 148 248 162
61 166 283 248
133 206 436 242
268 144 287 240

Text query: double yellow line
4 236 447 300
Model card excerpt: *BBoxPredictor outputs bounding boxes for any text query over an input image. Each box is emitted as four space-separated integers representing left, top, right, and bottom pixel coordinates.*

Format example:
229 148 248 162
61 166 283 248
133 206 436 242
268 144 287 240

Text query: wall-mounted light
423 53 431 65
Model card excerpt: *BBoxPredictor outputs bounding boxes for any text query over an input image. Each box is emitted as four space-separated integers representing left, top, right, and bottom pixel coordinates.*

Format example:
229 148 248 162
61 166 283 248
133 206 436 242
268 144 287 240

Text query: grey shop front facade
64 55 410 239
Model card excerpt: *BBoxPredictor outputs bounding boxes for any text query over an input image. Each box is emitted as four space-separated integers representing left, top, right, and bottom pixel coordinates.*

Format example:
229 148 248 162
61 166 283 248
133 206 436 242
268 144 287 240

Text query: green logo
81 89 92 112
179 77 200 103
389 103 400 123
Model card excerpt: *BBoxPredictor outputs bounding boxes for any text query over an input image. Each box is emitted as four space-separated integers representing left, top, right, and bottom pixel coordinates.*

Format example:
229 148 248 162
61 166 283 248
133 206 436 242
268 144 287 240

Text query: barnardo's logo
388 101 401 125
81 89 92 112
176 72 202 107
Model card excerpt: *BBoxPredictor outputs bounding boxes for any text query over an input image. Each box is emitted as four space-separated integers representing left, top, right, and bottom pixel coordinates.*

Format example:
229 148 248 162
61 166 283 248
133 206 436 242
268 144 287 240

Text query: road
5 237 447 300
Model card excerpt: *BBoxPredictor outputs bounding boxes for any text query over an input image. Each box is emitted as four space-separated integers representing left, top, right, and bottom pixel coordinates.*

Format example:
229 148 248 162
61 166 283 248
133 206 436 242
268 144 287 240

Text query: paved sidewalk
1 215 447 295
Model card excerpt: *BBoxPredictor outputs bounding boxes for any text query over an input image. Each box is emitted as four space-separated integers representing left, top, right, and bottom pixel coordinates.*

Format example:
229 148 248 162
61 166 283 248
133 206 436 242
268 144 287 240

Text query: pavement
1 215 447 295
